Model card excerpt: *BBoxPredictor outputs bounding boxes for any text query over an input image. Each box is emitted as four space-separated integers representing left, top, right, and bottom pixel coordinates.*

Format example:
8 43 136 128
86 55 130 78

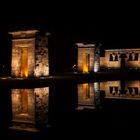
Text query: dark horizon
0 7 139 43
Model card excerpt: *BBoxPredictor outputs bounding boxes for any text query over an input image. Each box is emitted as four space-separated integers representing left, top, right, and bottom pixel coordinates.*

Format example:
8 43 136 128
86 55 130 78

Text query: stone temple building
100 48 140 70
76 43 140 71
76 43 100 73
9 30 49 78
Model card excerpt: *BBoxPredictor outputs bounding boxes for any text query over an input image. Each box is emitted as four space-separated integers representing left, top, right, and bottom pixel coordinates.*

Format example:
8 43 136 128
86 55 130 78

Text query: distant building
100 48 140 70
9 30 50 78
76 43 100 73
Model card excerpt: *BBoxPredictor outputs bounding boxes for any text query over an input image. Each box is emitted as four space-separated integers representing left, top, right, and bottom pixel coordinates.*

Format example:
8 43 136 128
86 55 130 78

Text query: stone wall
100 81 121 98
35 87 49 126
104 50 120 69
100 57 105 68
94 47 100 72
125 50 140 68
77 83 95 109
34 35 49 77
11 89 35 123
104 49 140 69
125 80 140 98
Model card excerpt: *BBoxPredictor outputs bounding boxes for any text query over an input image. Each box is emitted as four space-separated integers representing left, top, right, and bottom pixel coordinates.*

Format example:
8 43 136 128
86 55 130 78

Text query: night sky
0 4 139 45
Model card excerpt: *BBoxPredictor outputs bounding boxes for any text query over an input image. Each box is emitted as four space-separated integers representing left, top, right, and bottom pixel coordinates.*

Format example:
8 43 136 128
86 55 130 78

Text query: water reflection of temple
100 80 140 99
77 82 100 110
11 87 49 131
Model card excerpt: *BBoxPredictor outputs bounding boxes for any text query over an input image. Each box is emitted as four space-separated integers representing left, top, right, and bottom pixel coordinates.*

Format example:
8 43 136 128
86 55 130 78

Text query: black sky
1 8 139 43
0 2 140 49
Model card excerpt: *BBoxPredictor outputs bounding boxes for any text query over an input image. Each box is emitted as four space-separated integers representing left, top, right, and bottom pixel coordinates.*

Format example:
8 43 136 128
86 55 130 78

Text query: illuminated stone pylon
76 43 100 73
9 30 50 78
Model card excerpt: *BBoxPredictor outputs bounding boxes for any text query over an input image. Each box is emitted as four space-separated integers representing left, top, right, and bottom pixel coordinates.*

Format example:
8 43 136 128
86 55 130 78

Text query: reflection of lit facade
125 80 140 99
76 43 100 73
11 87 49 131
100 48 140 69
9 30 49 78
100 80 140 99
77 82 100 110
100 81 121 98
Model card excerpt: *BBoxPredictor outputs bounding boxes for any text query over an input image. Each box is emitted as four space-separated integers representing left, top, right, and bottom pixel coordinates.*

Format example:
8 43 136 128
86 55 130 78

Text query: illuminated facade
9 30 49 78
77 82 100 110
100 80 140 99
77 43 100 73
77 44 140 70
10 87 49 131
100 48 140 69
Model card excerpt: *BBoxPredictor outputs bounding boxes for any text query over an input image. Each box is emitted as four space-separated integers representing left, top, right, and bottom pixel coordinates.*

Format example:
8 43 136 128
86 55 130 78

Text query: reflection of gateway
9 30 50 78
82 53 90 73
10 87 49 132
77 83 100 110
20 48 28 77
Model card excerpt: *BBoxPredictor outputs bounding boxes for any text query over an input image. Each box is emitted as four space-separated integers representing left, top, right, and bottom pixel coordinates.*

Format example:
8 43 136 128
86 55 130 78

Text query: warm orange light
83 83 90 99
20 48 28 77
83 64 88 73
24 70 28 77
82 53 89 73
21 89 28 114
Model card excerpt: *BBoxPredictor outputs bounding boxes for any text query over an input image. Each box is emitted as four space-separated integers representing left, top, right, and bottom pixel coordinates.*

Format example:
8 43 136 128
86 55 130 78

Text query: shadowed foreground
4 98 140 139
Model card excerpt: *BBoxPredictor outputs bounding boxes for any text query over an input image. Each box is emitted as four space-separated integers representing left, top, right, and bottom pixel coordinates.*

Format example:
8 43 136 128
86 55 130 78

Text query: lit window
82 53 90 73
